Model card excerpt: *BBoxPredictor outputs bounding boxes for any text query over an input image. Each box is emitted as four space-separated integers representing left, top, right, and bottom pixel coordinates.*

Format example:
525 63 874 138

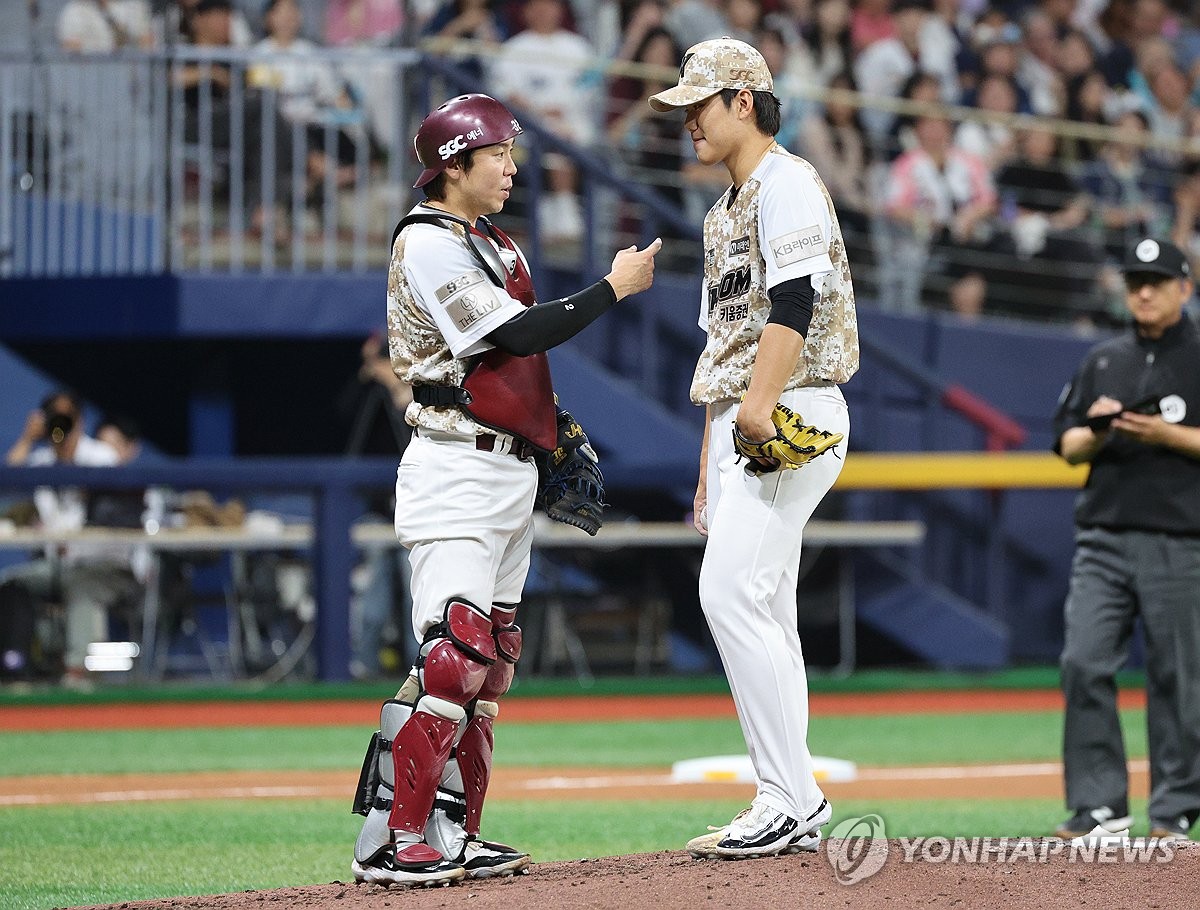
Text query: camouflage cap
648 36 773 112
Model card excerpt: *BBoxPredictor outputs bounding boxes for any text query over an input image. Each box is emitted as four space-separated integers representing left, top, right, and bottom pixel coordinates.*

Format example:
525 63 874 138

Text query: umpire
1052 237 1200 842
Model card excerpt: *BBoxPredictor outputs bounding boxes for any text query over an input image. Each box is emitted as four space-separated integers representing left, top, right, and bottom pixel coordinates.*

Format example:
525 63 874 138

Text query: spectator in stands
1051 235 1200 846
1129 0 1173 45
1172 158 1200 263
856 0 956 144
1079 109 1172 266
851 0 898 53
885 70 943 160
421 0 511 83
955 72 1020 168
921 0 968 99
1 390 142 689
993 126 1100 321
94 416 143 466
1126 34 1176 109
489 0 598 243
176 0 297 244
1092 0 1137 87
762 0 816 52
880 110 998 314
57 0 154 52
323 0 405 151
1018 8 1068 115
1177 6 1200 78
605 26 688 254
1060 28 1099 84
970 19 1034 112
324 0 404 46
723 0 762 45
662 0 729 51
1143 60 1194 169
611 0 666 61
802 0 855 87
160 0 253 47
756 25 814 140
1063 66 1114 162
253 0 367 211
796 70 873 256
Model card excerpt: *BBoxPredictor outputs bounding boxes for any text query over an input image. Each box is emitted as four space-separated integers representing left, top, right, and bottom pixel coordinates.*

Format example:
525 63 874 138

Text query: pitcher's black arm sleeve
765 277 815 337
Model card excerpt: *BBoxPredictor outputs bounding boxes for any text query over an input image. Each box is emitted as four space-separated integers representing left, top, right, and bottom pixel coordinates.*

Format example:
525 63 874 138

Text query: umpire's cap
648 36 773 112
412 94 523 188
1123 238 1191 280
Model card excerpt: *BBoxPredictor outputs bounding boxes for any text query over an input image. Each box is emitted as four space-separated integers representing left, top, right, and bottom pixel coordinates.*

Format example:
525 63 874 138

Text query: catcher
349 93 658 889
649 37 858 860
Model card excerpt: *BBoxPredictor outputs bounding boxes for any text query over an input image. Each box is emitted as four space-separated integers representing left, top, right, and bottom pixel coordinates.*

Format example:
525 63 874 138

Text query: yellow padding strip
834 453 1088 490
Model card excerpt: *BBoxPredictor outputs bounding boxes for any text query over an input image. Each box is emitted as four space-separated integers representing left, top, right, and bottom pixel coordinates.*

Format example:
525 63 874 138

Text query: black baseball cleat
1054 805 1132 840
455 836 531 878
1149 814 1195 843
351 842 466 888
714 798 832 859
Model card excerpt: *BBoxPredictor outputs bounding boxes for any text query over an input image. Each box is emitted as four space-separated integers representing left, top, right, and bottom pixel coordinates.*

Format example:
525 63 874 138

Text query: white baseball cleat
714 798 832 859
351 843 466 888
456 836 531 878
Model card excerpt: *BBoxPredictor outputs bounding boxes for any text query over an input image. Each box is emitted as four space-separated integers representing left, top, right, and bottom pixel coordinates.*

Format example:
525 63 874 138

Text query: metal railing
5 43 1196 321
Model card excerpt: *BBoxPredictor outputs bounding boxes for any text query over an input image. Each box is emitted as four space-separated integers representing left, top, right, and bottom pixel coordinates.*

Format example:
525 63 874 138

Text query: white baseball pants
393 430 539 642
700 383 850 820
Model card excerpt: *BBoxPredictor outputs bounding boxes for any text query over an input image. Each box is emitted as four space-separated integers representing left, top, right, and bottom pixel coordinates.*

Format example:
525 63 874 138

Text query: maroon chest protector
393 213 557 452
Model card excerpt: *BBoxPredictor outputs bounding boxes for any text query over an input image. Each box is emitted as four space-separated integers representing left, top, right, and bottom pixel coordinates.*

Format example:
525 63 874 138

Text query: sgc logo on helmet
438 135 468 159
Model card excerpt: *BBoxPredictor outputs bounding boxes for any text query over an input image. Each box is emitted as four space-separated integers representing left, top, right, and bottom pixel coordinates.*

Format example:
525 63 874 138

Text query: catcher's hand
732 402 843 475
536 409 605 535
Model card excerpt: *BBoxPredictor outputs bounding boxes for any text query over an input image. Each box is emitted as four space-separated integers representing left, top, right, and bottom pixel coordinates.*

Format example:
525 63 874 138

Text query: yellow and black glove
732 403 843 475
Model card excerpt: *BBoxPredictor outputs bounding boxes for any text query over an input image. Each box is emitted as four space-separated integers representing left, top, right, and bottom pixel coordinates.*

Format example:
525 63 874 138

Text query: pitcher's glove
536 409 605 535
732 403 844 475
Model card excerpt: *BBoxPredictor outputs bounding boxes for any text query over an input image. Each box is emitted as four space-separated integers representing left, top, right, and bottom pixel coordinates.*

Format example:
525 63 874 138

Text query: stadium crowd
31 0 1200 323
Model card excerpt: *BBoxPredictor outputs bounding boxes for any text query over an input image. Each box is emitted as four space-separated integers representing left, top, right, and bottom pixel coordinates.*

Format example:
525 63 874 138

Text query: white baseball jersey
691 145 859 404
386 203 529 436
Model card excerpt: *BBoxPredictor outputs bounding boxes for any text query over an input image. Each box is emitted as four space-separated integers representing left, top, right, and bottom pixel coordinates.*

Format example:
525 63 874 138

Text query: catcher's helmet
412 93 523 188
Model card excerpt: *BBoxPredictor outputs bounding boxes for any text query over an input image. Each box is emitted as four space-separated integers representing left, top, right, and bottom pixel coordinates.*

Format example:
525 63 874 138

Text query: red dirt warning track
0 688 1148 731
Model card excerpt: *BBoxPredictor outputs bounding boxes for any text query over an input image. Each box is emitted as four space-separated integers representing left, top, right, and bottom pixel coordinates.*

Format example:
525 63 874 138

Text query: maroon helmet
412 93 523 189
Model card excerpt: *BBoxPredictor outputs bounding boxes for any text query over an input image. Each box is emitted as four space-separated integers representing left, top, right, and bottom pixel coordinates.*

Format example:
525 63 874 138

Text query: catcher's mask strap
413 384 473 407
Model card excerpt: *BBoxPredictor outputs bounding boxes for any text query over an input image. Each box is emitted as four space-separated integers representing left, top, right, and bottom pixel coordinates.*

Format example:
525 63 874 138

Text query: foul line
0 760 1153 805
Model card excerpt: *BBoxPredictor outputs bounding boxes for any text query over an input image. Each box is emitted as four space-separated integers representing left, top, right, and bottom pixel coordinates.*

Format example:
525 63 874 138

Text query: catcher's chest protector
461 222 557 451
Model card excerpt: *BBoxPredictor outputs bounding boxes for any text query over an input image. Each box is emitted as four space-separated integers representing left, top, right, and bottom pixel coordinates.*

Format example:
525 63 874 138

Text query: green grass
3 797 1137 910
0 666 1150 706
0 711 1149 777
0 796 1166 910
0 701 1156 908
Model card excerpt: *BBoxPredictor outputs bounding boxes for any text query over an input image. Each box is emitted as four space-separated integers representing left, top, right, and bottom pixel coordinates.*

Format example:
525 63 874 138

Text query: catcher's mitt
536 409 605 535
732 402 843 475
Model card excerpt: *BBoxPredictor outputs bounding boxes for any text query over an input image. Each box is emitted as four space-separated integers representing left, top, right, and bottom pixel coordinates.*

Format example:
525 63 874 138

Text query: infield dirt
68 842 1198 910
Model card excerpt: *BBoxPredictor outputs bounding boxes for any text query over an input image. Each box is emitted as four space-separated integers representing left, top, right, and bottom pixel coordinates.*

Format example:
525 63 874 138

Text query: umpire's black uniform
1052 241 1200 838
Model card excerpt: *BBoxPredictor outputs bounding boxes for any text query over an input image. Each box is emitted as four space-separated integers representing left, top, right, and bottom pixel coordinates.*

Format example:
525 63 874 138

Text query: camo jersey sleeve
402 223 526 359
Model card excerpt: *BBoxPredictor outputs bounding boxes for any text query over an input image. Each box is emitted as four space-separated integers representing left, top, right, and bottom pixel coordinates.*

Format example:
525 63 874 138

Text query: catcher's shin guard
353 682 417 866
428 607 522 855
385 599 496 835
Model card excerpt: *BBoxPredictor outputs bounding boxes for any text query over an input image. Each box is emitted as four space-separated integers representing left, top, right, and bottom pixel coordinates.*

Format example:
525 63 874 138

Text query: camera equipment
44 411 74 444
